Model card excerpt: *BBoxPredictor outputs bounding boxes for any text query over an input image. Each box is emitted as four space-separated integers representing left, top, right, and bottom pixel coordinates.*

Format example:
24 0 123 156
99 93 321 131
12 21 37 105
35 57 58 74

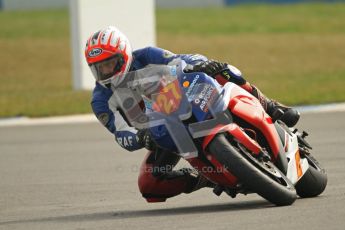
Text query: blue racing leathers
91 47 210 151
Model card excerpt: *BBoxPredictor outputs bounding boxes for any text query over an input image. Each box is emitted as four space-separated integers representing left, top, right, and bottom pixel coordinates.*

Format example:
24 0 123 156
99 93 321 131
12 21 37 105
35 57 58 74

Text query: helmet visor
90 54 125 82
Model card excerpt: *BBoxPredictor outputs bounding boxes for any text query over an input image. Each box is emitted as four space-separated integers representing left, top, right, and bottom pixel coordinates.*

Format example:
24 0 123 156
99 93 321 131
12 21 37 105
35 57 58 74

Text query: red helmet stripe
115 37 120 49
87 37 92 49
97 31 103 45
107 31 113 46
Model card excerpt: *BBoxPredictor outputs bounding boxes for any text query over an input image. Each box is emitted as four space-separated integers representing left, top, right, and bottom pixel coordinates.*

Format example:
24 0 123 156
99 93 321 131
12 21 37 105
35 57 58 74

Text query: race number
152 80 182 114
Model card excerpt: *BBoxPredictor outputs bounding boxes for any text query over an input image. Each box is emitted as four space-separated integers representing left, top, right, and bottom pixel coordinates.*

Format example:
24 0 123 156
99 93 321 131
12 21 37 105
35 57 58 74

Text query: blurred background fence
0 0 344 117
1 0 344 10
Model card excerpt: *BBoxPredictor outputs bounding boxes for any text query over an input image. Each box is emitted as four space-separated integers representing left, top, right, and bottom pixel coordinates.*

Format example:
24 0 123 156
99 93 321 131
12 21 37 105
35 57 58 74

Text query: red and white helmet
85 26 133 87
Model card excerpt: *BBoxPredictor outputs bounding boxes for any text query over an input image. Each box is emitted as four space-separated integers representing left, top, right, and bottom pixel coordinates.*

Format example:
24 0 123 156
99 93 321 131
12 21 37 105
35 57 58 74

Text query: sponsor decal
170 66 177 76
97 113 109 126
199 85 216 112
185 75 199 99
221 70 232 81
117 136 133 148
194 98 200 104
189 83 216 111
88 48 103 57
183 81 190 88
198 85 211 100
163 50 175 58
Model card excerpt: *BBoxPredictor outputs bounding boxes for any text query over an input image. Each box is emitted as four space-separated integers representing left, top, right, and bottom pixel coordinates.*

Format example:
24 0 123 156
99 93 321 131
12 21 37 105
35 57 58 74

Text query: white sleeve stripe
112 110 138 134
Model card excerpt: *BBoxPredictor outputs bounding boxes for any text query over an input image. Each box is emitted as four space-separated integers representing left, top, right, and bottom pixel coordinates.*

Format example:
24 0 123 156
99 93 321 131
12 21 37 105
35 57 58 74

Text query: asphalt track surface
1 111 344 230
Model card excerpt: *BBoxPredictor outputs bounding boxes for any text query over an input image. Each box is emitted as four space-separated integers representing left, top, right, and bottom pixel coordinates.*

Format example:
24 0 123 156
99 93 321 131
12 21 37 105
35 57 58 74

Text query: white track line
296 102 345 114
0 114 97 127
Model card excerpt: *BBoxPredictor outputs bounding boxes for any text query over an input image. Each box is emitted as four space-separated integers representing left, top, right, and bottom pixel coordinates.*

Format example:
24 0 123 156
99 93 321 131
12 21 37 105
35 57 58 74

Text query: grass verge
0 3 344 117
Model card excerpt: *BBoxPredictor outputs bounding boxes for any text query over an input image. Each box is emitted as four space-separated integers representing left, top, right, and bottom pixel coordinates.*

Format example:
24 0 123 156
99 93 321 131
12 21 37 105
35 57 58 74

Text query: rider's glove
137 129 156 151
184 59 228 77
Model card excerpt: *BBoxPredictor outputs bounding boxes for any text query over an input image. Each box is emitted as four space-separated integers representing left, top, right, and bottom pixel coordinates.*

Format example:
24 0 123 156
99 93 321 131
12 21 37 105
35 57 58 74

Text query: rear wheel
295 151 327 198
208 134 296 206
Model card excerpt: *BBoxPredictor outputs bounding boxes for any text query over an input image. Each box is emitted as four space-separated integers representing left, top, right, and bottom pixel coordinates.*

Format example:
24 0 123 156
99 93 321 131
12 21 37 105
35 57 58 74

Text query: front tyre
208 134 297 206
295 152 327 198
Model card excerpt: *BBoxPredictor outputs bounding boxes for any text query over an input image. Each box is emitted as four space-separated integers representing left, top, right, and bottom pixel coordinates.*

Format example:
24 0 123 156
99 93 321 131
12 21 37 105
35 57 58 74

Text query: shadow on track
0 200 273 225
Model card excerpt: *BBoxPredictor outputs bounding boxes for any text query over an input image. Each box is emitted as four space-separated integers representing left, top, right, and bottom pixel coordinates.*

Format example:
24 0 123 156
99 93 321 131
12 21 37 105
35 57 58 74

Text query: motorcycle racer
85 26 300 202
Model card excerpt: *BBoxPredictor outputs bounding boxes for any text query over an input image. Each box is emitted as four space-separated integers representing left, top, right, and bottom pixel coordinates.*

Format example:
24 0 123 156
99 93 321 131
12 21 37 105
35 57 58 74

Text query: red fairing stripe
228 88 282 159
202 124 261 155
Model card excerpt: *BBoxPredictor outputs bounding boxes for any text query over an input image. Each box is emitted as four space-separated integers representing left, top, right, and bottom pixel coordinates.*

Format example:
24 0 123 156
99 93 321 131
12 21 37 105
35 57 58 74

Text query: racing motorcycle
112 60 327 206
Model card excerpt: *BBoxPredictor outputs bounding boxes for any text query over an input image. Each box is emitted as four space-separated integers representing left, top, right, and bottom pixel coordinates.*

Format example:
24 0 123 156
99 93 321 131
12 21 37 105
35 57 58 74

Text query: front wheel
208 134 297 206
295 151 327 198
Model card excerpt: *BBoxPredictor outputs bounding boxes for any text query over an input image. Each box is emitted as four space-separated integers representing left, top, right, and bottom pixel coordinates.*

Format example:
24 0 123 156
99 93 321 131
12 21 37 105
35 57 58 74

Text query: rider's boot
241 83 300 127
